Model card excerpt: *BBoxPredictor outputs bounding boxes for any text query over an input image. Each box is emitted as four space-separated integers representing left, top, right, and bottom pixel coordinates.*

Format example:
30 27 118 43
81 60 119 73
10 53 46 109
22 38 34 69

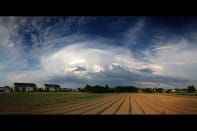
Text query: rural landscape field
0 92 197 114
1 17 197 116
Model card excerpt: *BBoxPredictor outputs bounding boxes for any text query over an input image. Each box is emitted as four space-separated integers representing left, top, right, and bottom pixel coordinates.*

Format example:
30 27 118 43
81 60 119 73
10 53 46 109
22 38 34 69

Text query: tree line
84 84 138 93
83 84 196 93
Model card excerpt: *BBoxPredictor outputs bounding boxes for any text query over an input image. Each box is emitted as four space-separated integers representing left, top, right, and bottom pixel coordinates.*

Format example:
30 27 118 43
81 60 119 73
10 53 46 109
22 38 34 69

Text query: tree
144 88 152 93
156 88 164 93
77 88 84 92
175 88 180 92
84 84 91 92
187 85 196 93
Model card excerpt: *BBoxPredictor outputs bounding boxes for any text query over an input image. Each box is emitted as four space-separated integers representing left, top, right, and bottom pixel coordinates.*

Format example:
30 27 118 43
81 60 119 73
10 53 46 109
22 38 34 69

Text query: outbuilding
43 84 61 92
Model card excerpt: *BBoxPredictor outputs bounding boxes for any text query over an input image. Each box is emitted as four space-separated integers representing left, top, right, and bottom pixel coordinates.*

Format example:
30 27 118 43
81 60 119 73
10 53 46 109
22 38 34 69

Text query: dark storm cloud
72 66 87 71
138 68 155 74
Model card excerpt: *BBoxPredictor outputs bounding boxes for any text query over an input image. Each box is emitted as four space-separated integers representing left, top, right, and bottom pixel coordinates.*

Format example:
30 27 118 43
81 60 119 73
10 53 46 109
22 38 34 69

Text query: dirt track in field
32 93 197 115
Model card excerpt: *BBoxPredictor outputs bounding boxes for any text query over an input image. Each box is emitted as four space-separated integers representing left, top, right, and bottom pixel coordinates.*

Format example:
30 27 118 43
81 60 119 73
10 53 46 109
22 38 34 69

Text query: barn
14 83 37 92
43 84 61 92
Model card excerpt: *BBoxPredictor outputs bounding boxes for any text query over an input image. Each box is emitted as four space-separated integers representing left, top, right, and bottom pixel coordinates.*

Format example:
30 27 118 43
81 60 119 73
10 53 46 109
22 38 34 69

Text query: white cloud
40 40 160 76
92 64 104 73
123 18 145 46
1 17 197 89
151 46 176 51
0 17 18 50
0 17 89 87
33 39 169 88
0 17 29 71
144 38 197 80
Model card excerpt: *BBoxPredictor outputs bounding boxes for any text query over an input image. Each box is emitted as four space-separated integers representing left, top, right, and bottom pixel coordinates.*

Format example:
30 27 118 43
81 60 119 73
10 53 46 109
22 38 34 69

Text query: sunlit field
0 92 197 114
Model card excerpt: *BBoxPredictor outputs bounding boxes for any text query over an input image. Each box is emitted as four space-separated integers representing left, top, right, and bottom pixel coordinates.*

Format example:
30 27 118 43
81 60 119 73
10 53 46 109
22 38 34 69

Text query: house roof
14 83 36 87
0 86 10 90
44 84 60 88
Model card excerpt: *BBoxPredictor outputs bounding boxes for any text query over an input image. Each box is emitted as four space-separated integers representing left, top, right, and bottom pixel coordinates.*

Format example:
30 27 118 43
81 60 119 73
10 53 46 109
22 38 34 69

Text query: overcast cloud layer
1 16 197 88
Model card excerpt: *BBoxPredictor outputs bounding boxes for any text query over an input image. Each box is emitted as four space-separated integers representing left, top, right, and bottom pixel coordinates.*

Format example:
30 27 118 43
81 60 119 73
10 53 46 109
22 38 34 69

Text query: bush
187 85 196 93
144 88 152 93
156 88 163 93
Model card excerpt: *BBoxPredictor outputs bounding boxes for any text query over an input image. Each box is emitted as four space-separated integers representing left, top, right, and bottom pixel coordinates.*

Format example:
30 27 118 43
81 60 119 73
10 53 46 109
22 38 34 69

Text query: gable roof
14 83 36 87
0 86 10 90
44 84 60 88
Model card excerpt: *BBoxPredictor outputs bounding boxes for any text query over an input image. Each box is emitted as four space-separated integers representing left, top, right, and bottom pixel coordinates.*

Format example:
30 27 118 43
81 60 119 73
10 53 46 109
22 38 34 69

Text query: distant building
164 89 176 93
14 83 37 92
163 89 168 93
138 89 143 93
0 86 10 92
77 88 84 92
71 88 80 92
43 84 61 92
60 88 69 92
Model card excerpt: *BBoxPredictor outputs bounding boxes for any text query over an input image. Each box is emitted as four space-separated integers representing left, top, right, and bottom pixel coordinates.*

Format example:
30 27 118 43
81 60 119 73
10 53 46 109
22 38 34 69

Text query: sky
0 16 197 89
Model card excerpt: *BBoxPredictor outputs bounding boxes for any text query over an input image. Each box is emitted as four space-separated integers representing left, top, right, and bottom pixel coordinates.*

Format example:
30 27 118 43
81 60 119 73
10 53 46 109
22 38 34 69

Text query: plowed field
32 93 197 115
